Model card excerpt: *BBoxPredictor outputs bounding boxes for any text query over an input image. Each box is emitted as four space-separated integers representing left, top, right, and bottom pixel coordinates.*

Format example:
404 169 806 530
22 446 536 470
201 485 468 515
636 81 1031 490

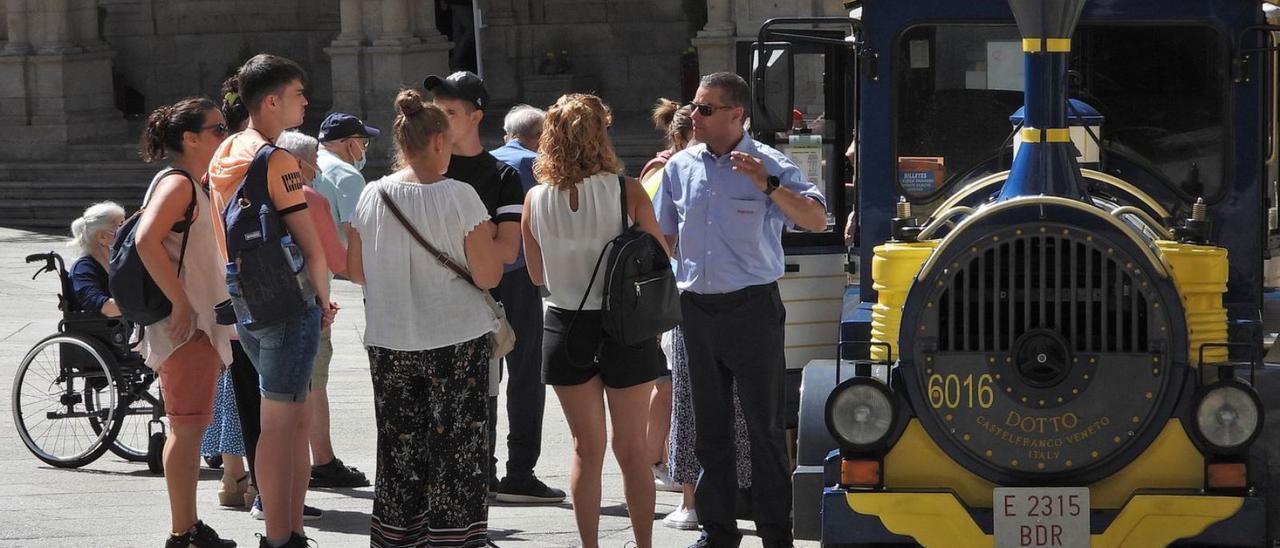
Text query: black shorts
542 307 665 389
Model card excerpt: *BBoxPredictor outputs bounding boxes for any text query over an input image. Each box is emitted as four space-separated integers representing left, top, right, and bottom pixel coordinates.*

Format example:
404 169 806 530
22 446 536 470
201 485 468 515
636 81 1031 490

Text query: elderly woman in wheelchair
12 202 165 472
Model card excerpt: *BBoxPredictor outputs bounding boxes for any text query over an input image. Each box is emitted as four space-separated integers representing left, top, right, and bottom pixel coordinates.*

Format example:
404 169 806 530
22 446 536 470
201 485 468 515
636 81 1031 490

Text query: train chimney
998 0 1089 201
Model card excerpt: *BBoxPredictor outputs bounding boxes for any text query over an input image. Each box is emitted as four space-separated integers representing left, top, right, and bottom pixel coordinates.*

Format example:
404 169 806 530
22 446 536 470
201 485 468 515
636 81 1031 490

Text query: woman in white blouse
345 89 503 548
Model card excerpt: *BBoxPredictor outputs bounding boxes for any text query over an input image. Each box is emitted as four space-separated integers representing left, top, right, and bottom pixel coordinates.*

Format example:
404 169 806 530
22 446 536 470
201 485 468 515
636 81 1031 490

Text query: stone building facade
0 0 844 163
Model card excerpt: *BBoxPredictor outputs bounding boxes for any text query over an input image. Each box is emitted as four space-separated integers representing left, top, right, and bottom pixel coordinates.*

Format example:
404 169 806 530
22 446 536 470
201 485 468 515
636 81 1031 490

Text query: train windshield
894 24 1227 203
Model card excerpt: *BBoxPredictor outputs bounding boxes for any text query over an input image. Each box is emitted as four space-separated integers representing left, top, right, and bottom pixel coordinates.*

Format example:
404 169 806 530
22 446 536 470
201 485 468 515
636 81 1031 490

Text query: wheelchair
11 251 167 472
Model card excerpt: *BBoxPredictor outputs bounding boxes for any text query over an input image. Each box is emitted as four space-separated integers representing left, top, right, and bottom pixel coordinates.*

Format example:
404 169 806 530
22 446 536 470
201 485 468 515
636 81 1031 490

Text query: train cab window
894 24 1227 206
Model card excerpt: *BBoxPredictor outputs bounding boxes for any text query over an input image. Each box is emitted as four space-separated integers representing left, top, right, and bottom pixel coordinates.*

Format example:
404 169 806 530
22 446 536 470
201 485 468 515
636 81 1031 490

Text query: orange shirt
207 129 309 263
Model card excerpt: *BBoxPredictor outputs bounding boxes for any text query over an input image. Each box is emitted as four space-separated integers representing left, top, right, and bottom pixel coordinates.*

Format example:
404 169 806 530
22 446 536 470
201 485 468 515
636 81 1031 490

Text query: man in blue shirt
489 103 562 503
654 72 828 548
316 112 378 245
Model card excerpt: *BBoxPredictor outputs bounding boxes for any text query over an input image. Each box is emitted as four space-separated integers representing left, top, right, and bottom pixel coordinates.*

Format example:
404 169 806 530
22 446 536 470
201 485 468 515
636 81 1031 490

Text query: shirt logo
282 171 305 192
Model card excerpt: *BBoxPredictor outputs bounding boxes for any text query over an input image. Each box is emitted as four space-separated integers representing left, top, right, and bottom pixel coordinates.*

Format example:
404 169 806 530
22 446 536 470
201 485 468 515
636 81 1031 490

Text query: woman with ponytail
345 89 502 547
67 201 126 317
136 97 238 548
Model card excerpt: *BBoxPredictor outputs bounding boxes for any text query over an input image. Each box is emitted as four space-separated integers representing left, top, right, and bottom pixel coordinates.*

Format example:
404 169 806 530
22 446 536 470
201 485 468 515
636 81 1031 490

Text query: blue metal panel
852 0 1265 321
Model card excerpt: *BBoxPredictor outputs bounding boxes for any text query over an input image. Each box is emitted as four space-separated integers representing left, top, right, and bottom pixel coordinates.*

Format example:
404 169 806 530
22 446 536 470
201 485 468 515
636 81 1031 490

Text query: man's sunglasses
200 123 230 137
689 102 735 116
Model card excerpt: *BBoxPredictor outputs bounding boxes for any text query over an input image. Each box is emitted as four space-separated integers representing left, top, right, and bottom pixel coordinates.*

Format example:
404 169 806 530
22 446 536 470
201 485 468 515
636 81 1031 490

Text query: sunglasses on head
689 102 735 116
199 123 229 137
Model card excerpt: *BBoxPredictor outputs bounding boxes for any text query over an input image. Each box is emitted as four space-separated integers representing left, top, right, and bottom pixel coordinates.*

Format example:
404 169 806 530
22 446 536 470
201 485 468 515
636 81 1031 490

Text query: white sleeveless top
527 172 629 310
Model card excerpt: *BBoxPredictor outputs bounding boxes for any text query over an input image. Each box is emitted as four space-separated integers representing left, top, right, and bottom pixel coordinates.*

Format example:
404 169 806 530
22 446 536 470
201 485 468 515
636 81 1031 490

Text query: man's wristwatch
763 175 781 196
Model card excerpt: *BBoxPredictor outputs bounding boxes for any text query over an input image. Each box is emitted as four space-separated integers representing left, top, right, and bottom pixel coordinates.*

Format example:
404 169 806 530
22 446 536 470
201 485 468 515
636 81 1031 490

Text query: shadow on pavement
299 508 371 536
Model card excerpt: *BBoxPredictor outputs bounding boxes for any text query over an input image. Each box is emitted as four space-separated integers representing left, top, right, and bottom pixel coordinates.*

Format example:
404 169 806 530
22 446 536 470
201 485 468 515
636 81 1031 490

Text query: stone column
375 0 417 45
693 0 738 75
3 0 30 55
75 0 105 51
477 0 519 105
38 0 76 54
333 0 364 46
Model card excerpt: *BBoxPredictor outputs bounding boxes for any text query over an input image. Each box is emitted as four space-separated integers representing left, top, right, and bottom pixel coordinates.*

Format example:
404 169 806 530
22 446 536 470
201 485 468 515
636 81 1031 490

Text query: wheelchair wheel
12 334 121 468
94 367 160 462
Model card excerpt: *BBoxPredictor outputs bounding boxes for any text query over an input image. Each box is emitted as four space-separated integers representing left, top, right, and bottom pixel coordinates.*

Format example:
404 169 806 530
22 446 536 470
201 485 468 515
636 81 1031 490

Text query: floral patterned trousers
368 335 491 548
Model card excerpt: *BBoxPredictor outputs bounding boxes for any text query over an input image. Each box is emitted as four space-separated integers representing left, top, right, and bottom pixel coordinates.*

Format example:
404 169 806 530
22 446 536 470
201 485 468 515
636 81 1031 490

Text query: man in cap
306 112 378 489
424 71 565 504
315 112 379 243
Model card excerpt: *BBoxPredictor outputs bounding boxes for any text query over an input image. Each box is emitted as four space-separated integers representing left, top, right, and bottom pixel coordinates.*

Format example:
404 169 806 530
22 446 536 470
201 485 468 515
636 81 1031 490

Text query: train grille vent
936 234 1151 353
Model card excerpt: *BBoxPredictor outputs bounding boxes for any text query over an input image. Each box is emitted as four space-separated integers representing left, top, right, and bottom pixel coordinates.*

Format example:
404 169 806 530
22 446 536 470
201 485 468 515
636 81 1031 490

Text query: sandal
218 474 249 507
242 482 258 509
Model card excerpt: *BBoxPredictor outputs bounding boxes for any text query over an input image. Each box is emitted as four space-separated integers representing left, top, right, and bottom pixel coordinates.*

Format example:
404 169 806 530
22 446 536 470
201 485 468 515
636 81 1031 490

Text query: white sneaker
652 463 680 493
662 506 699 530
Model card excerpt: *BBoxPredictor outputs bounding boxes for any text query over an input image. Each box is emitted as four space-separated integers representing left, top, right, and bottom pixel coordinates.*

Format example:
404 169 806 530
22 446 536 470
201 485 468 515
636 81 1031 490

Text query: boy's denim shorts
236 305 321 402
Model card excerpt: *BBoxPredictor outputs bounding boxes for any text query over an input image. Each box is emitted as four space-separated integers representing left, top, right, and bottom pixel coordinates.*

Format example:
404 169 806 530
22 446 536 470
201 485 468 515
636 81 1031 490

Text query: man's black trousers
488 266 546 481
683 283 793 547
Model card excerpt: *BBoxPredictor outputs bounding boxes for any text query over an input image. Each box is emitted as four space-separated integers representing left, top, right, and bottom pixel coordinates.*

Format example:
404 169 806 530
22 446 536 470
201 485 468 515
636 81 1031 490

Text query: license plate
993 487 1089 548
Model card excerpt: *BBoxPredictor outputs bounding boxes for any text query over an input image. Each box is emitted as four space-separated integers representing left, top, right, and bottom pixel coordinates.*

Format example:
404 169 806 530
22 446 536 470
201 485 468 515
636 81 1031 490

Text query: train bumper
821 487 1267 547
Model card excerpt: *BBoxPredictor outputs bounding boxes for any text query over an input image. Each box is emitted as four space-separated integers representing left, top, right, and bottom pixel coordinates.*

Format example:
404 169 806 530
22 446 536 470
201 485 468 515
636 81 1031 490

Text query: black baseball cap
318 112 381 142
423 71 490 111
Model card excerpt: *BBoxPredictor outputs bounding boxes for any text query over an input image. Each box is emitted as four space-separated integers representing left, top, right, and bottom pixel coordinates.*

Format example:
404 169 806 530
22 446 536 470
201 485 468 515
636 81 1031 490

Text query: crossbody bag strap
377 187 478 288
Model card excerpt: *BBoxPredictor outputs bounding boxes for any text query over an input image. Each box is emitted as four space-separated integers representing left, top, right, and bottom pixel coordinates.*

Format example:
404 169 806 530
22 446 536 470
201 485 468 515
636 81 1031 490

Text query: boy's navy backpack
108 169 197 326
222 144 314 330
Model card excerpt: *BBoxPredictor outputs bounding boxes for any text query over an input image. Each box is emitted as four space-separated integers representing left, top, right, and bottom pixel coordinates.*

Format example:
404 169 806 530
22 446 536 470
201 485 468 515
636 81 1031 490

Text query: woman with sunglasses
136 97 239 548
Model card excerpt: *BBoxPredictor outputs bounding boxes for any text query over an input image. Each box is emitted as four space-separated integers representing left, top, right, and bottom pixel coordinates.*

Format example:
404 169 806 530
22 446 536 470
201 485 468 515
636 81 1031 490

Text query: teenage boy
424 71 565 504
208 54 337 548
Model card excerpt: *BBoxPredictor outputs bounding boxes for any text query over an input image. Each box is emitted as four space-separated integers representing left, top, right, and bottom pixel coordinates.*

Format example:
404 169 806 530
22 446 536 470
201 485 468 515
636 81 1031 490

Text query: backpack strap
142 168 198 276
244 143 278 207
560 174 630 367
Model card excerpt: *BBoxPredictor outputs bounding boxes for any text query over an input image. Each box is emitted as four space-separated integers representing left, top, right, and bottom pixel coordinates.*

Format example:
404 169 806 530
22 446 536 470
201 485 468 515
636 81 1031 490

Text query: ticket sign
898 156 944 195
994 487 1089 548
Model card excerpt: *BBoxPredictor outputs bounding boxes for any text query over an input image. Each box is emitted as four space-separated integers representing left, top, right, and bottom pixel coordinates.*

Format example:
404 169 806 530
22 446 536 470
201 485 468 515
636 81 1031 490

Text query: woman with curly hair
521 93 670 548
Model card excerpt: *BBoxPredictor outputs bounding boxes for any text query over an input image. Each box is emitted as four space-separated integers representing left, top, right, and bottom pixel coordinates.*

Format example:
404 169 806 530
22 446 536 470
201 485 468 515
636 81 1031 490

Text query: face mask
354 148 367 171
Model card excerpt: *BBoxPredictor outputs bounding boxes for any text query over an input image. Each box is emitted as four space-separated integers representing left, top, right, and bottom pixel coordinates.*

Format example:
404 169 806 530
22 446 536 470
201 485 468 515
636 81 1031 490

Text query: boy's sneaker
249 495 323 521
166 520 236 548
256 532 310 548
310 458 370 488
494 475 566 504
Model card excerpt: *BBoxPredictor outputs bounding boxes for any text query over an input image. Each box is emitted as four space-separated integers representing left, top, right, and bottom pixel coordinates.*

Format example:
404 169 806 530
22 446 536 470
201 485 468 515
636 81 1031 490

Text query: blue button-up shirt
654 132 826 294
490 139 538 272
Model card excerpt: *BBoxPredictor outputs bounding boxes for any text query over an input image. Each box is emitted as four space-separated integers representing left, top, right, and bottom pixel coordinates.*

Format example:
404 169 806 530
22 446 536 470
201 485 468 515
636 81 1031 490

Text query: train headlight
825 378 898 451
1193 380 1263 453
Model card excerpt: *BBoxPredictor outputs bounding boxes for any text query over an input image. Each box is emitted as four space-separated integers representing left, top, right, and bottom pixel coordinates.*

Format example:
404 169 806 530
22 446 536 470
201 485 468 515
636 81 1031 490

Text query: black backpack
222 144 314 330
108 169 197 326
568 175 681 351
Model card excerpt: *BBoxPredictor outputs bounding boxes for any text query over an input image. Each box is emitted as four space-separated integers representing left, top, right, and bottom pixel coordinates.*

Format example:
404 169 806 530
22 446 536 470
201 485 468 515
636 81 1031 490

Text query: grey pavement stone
0 227 817 548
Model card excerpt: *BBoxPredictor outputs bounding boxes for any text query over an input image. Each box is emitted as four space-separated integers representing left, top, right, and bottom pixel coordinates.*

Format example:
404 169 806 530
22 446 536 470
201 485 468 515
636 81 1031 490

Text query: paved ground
0 226 813 548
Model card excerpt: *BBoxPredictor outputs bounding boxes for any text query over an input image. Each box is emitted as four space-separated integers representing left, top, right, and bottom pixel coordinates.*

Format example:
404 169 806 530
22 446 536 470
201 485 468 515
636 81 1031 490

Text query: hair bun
396 89 426 118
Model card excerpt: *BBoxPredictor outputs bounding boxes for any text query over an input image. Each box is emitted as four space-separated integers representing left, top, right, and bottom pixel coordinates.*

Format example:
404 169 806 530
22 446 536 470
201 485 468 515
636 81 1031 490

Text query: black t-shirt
446 152 525 224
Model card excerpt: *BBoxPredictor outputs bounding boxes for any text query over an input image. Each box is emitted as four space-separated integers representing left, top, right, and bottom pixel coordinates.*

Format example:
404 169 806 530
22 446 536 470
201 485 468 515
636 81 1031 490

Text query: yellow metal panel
1046 128 1071 142
883 420 1202 508
1094 495 1243 547
869 241 938 361
1046 38 1072 52
1155 241 1229 365
1021 38 1042 52
1020 127 1043 142
844 492 1241 547
846 492 991 547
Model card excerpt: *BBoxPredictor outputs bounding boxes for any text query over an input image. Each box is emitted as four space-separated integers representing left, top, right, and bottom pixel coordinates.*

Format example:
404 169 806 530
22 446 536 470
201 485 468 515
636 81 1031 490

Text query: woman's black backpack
571 175 681 347
108 169 197 326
